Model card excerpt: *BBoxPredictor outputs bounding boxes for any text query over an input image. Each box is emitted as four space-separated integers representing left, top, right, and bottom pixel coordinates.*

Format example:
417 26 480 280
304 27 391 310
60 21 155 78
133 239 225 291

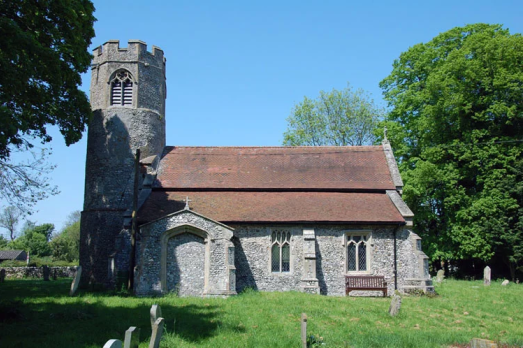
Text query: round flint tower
80 40 166 287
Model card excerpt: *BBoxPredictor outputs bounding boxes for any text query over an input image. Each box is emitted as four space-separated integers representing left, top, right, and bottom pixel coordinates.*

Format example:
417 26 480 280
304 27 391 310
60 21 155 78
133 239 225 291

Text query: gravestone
483 266 491 286
149 318 164 348
301 313 307 348
150 304 162 330
470 338 498 348
0 269 5 283
124 326 140 348
501 279 509 286
103 339 123 348
435 269 445 283
388 290 402 317
69 266 82 296
43 265 50 281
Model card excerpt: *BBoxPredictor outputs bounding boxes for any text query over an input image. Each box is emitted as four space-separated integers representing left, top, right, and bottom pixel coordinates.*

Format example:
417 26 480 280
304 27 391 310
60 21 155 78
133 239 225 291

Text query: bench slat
345 275 387 297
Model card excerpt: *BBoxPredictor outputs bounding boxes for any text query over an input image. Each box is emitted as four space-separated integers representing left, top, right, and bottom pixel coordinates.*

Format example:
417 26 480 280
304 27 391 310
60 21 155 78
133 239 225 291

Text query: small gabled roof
154 146 396 191
0 250 26 260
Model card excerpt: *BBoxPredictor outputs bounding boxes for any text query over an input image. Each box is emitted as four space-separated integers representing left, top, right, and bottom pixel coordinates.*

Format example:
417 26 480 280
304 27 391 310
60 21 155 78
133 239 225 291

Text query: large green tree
0 0 95 212
283 85 384 146
51 211 80 262
380 24 523 279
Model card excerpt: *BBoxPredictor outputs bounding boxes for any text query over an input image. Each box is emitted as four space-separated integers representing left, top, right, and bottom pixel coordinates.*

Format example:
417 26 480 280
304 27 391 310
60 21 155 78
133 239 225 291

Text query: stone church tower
80 40 166 287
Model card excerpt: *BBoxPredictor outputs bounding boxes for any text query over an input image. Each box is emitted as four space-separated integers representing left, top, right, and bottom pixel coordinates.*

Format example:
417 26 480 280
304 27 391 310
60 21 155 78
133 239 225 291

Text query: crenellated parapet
92 40 166 70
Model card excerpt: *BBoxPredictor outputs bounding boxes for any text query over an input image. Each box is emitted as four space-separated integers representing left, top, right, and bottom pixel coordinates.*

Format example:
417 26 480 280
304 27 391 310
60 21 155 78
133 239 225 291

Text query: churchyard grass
0 279 521 347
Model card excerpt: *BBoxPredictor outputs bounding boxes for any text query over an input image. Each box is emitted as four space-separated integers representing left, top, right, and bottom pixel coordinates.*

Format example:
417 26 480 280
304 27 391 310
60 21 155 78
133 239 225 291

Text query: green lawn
0 279 521 347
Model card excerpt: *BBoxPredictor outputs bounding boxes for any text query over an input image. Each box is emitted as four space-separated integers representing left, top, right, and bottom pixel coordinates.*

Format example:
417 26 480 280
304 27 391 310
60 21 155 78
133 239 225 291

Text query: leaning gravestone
149 318 164 348
103 339 123 348
150 304 162 330
501 279 509 286
124 326 140 348
483 266 491 286
388 290 402 317
0 269 5 283
43 265 50 281
69 266 82 296
436 269 445 283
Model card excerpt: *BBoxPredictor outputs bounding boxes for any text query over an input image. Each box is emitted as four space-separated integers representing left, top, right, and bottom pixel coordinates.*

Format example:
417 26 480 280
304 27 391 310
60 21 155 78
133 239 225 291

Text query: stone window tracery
110 70 133 106
346 232 370 273
271 230 290 273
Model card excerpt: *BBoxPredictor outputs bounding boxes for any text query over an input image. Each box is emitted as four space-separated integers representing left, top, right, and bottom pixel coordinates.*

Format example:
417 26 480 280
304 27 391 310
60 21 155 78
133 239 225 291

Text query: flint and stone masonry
81 40 432 295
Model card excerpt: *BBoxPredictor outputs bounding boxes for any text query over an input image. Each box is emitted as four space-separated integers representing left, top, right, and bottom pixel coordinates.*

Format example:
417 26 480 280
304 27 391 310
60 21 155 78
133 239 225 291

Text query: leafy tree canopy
283 85 384 146
380 24 523 278
9 221 54 257
0 0 96 159
51 211 80 262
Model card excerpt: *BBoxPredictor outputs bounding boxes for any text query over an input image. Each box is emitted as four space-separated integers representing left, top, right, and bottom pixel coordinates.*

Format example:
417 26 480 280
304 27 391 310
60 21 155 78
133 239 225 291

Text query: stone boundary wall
1 267 78 279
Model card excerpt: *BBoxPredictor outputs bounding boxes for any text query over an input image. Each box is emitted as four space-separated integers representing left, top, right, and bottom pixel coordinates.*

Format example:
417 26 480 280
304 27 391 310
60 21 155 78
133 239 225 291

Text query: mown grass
0 278 521 347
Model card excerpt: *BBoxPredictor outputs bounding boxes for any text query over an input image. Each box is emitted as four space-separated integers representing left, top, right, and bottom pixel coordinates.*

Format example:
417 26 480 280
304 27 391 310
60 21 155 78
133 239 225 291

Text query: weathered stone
150 304 161 330
301 313 307 348
470 338 498 348
0 269 5 283
42 265 50 281
435 269 445 283
483 266 491 286
0 266 77 279
148 317 164 348
501 279 509 286
69 266 82 296
388 290 402 316
123 326 140 348
103 339 123 348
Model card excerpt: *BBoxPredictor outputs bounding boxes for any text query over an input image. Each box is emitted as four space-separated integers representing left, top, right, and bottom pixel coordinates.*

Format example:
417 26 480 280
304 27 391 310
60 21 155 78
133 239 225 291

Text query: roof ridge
165 145 383 149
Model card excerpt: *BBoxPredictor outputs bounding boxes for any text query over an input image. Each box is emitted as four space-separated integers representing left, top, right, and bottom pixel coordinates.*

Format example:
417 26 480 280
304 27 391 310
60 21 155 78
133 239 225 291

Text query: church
80 40 432 297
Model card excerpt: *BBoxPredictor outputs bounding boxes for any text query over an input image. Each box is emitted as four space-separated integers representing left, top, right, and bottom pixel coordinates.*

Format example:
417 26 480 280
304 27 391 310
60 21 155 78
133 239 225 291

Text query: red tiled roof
155 146 395 190
138 191 404 224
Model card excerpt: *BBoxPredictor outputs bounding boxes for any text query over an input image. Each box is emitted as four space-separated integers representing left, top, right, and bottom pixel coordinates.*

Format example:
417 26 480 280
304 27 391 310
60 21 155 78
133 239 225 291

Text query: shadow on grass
0 279 234 348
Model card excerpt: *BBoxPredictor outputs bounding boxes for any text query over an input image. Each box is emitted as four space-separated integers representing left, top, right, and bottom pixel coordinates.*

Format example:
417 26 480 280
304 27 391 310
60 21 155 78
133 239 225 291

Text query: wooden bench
345 275 388 297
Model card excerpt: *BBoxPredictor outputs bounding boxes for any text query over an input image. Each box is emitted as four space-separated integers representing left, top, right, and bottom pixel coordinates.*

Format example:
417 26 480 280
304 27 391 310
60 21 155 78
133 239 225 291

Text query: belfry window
271 230 291 273
110 70 133 106
346 233 370 272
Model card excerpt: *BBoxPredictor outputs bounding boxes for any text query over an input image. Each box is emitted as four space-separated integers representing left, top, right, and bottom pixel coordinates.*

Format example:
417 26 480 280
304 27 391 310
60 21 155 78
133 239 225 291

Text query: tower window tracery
110 70 133 106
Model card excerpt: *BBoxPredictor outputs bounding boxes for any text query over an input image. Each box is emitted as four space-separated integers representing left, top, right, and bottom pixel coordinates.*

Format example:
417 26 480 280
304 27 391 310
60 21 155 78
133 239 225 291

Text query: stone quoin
80 40 433 296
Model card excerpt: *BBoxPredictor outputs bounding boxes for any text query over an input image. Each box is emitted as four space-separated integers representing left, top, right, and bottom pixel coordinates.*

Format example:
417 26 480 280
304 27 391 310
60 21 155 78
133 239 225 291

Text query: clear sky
2 0 522 235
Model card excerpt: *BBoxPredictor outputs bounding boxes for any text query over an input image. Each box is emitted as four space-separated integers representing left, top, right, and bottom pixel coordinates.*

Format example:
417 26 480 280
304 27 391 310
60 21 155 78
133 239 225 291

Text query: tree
0 146 59 213
0 0 96 159
283 85 384 146
0 206 22 240
51 211 80 262
10 221 54 257
380 24 523 279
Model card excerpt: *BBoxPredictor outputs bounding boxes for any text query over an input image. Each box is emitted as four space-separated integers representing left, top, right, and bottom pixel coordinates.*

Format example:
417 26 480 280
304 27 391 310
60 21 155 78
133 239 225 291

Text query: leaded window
110 70 133 106
271 230 291 273
346 233 370 272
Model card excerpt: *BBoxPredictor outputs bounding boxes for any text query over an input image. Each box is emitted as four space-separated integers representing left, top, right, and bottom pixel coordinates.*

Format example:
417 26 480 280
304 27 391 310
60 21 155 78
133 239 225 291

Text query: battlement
92 40 166 68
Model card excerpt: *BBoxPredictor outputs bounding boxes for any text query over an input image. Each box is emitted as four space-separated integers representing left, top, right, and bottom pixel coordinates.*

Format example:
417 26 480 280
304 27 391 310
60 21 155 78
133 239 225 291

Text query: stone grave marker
149 317 164 348
124 326 140 348
388 290 402 317
150 304 162 329
435 269 445 283
43 265 50 281
301 313 307 348
501 279 509 286
69 266 82 296
483 266 491 286
0 269 5 283
103 339 123 348
470 338 498 348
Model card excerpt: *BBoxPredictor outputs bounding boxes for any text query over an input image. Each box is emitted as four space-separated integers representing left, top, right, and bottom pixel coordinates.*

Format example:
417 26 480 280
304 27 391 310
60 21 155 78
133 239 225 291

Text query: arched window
271 230 291 273
346 233 370 272
110 70 133 106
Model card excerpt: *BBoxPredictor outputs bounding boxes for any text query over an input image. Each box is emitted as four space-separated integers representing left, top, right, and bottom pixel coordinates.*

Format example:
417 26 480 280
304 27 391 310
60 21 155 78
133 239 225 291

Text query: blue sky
2 0 522 235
